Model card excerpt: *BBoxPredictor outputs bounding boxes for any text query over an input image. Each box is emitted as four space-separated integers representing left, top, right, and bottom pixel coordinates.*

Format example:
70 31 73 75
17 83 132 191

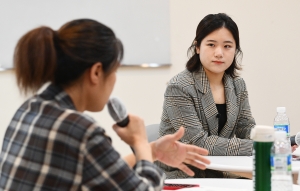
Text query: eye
207 43 215 47
224 45 232 48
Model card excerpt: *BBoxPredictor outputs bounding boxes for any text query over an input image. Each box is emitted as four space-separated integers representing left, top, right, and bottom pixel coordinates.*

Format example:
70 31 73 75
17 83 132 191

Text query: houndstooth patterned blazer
156 66 255 179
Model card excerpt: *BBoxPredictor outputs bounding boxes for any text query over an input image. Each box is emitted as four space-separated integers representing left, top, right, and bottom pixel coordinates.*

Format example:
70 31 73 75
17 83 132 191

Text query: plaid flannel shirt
0 84 164 191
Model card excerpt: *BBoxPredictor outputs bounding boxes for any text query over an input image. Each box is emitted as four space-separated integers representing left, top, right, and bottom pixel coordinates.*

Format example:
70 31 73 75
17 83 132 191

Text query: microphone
107 97 129 127
107 97 135 153
290 132 300 146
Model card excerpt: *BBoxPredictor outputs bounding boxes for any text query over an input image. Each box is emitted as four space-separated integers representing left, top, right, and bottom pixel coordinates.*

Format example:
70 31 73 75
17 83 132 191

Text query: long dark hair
14 19 123 94
186 13 242 77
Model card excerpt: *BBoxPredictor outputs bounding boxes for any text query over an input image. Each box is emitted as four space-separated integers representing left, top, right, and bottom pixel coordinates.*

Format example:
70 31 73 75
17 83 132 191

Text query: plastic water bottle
271 131 293 191
274 107 290 138
251 125 275 191
273 107 292 157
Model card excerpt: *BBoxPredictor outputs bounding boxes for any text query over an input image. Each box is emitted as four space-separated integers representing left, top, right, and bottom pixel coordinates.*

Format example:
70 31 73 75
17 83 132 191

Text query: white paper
176 187 250 191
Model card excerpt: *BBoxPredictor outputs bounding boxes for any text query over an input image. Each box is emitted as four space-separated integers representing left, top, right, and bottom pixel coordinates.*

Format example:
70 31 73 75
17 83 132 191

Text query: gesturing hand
151 127 210 176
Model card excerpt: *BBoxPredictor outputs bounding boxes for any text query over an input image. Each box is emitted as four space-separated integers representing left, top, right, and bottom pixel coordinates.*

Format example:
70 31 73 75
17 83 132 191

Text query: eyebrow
206 40 234 44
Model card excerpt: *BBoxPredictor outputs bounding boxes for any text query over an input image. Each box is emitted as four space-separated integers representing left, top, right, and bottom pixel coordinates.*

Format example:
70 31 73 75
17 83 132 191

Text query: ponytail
186 53 201 72
14 26 57 94
14 19 123 95
186 42 201 72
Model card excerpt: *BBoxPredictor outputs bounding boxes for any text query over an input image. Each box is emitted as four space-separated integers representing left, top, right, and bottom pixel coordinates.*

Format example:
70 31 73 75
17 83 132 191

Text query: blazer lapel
193 67 219 136
219 74 239 138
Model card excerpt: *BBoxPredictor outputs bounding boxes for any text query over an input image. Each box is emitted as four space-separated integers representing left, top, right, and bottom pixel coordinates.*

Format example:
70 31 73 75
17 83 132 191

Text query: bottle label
270 155 292 172
274 125 290 137
253 148 256 190
253 142 273 191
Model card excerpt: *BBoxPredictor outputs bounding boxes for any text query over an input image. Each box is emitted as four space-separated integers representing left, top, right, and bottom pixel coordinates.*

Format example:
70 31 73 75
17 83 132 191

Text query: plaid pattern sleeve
81 125 164 191
0 84 164 191
156 69 255 178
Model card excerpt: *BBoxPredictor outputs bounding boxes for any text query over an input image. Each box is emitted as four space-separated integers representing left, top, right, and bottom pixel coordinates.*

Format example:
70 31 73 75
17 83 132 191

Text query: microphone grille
296 132 300 146
107 97 127 123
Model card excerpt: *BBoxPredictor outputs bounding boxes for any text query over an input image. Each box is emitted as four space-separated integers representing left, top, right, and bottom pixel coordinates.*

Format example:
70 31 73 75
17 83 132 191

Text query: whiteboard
0 0 170 69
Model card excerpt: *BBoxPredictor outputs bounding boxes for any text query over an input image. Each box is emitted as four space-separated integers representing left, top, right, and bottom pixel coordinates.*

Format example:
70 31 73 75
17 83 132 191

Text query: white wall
1 0 300 157
0 0 170 68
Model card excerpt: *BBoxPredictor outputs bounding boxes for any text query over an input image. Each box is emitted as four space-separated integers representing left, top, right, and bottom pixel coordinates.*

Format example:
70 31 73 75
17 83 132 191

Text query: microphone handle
290 135 296 145
116 116 134 153
117 116 130 127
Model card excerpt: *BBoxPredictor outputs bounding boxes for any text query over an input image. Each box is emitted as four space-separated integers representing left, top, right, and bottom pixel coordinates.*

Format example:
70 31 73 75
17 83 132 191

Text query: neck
64 83 87 112
204 69 224 87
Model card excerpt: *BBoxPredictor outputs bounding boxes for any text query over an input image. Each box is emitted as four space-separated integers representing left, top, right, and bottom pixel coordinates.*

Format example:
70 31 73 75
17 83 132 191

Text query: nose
214 47 223 58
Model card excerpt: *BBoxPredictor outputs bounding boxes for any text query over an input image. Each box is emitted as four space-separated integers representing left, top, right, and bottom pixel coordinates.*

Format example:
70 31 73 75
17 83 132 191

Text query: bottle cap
250 125 275 142
274 131 286 140
276 107 286 113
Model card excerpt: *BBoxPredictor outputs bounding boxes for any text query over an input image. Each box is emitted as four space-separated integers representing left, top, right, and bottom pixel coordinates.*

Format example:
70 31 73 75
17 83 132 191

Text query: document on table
175 187 250 191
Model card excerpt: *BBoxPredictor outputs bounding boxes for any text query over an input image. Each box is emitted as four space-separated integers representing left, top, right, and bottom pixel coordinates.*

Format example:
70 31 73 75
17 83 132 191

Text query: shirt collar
39 83 77 111
193 66 234 94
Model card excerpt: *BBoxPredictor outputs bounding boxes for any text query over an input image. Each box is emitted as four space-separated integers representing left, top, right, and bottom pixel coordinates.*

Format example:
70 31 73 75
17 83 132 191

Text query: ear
89 62 103 85
194 41 200 54
196 46 200 54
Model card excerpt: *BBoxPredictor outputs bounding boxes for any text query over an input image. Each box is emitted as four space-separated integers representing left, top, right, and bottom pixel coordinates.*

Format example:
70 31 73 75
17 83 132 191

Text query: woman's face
196 27 236 76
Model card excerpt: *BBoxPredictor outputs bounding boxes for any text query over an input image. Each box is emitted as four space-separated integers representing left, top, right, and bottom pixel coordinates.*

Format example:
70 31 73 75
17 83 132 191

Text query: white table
204 156 300 182
205 156 300 173
164 178 300 191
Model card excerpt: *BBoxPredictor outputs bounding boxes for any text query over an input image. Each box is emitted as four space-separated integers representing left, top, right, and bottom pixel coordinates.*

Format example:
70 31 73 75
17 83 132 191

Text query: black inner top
216 104 227 134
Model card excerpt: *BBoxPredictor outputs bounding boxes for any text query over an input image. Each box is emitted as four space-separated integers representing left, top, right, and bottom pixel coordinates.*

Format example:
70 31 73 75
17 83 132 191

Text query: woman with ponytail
157 13 255 179
0 19 210 190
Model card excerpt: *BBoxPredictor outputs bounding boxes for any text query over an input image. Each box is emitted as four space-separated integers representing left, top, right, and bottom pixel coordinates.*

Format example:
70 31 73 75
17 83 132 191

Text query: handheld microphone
107 97 134 153
107 97 129 127
290 132 300 146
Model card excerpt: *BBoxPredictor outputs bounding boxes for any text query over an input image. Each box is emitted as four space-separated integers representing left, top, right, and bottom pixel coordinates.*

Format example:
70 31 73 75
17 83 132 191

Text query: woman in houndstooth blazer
156 13 255 178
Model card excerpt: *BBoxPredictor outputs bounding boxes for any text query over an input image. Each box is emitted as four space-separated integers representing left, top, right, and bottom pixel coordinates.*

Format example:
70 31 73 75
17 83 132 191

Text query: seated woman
156 13 255 179
0 19 210 190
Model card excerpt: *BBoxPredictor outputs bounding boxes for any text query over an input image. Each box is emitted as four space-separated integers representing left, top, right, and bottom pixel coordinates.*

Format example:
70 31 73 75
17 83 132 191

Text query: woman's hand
113 114 148 147
292 145 298 153
151 127 210 176
113 114 152 162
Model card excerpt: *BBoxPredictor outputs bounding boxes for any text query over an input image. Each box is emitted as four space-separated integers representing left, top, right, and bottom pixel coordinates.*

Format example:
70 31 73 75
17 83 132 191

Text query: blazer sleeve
234 78 256 140
161 82 253 156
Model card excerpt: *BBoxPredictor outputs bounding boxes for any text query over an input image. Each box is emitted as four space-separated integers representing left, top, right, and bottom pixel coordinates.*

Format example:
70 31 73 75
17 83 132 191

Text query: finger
186 152 211 165
292 146 298 152
177 163 195 177
112 124 126 135
169 126 185 141
112 124 118 131
184 158 208 170
189 146 209 156
178 142 209 155
293 145 299 149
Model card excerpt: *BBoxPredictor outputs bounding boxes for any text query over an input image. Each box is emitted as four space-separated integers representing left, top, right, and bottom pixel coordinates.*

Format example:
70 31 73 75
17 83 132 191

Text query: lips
213 61 224 64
